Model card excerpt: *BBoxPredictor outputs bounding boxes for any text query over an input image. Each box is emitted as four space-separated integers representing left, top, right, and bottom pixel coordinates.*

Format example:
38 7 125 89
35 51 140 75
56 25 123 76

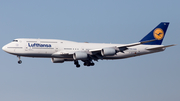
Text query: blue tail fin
140 22 169 45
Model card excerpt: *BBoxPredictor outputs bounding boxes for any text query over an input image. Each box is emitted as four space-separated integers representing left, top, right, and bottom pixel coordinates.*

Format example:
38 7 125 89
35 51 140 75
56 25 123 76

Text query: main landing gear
83 61 95 66
74 60 80 68
74 60 95 68
17 56 22 64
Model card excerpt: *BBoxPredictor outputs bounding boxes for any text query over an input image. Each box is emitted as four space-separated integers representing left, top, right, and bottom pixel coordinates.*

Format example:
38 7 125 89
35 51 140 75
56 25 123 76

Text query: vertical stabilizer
140 22 169 45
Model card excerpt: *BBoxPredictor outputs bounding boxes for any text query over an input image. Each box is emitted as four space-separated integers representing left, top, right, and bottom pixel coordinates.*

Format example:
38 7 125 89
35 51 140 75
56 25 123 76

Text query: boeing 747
2 22 175 67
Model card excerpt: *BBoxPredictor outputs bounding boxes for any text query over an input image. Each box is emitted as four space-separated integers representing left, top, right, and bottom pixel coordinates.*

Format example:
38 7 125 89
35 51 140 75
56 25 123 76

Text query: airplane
2 22 175 68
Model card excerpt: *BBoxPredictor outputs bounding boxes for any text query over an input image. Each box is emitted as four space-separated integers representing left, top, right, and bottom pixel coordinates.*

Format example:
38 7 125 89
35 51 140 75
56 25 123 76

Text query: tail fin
140 22 169 45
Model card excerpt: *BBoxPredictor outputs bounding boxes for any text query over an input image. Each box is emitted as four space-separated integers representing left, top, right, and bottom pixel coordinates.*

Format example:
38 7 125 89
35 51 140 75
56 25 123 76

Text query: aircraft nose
2 45 7 51
2 46 6 51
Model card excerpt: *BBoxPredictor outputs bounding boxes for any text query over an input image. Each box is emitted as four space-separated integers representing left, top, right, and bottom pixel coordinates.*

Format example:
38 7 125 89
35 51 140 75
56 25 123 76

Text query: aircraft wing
52 39 157 59
117 39 157 47
90 39 156 53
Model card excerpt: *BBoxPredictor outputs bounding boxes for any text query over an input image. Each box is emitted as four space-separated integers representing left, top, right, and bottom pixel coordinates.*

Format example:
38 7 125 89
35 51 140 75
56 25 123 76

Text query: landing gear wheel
76 64 80 68
83 62 87 66
90 63 94 66
18 60 22 64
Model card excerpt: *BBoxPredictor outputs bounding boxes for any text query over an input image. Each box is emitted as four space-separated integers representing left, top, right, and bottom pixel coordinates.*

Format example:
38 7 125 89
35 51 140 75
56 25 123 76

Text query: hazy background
0 0 179 101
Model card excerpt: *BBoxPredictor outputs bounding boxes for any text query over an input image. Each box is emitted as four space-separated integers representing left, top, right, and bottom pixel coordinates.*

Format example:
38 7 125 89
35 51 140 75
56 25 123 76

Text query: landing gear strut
17 56 22 64
74 60 80 68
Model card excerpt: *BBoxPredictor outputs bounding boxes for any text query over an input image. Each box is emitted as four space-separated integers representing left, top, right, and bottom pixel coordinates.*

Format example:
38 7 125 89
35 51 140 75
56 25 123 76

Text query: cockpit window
13 40 18 42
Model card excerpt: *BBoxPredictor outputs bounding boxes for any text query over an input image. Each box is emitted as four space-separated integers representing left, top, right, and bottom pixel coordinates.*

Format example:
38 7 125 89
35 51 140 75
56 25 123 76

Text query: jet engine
73 52 88 60
51 58 64 63
101 48 116 56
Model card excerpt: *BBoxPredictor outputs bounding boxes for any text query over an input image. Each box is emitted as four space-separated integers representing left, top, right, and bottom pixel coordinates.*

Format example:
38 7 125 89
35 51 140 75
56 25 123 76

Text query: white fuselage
2 38 164 61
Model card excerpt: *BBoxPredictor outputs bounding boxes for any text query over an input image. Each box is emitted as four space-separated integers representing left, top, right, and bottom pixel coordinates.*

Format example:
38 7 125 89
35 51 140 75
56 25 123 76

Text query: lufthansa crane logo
153 28 164 40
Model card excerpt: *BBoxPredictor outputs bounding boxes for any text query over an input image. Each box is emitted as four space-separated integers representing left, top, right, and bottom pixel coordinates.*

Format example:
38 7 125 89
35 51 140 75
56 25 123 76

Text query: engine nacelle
101 48 116 56
73 52 88 60
51 58 64 63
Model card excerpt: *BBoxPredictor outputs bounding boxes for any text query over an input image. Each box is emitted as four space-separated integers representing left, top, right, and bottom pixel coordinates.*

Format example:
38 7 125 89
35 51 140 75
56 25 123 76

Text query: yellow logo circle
153 28 164 40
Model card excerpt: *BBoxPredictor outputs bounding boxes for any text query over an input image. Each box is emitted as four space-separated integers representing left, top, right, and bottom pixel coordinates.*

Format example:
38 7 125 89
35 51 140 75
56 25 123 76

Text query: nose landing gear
18 60 22 64
17 56 22 64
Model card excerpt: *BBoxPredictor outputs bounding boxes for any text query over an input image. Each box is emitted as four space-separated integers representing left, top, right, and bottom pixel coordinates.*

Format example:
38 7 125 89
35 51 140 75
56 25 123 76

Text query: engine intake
73 52 88 60
51 58 64 63
101 48 116 56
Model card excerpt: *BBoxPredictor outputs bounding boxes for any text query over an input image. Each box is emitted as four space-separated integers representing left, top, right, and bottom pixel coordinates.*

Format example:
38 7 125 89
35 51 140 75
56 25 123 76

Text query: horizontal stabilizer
146 44 176 50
